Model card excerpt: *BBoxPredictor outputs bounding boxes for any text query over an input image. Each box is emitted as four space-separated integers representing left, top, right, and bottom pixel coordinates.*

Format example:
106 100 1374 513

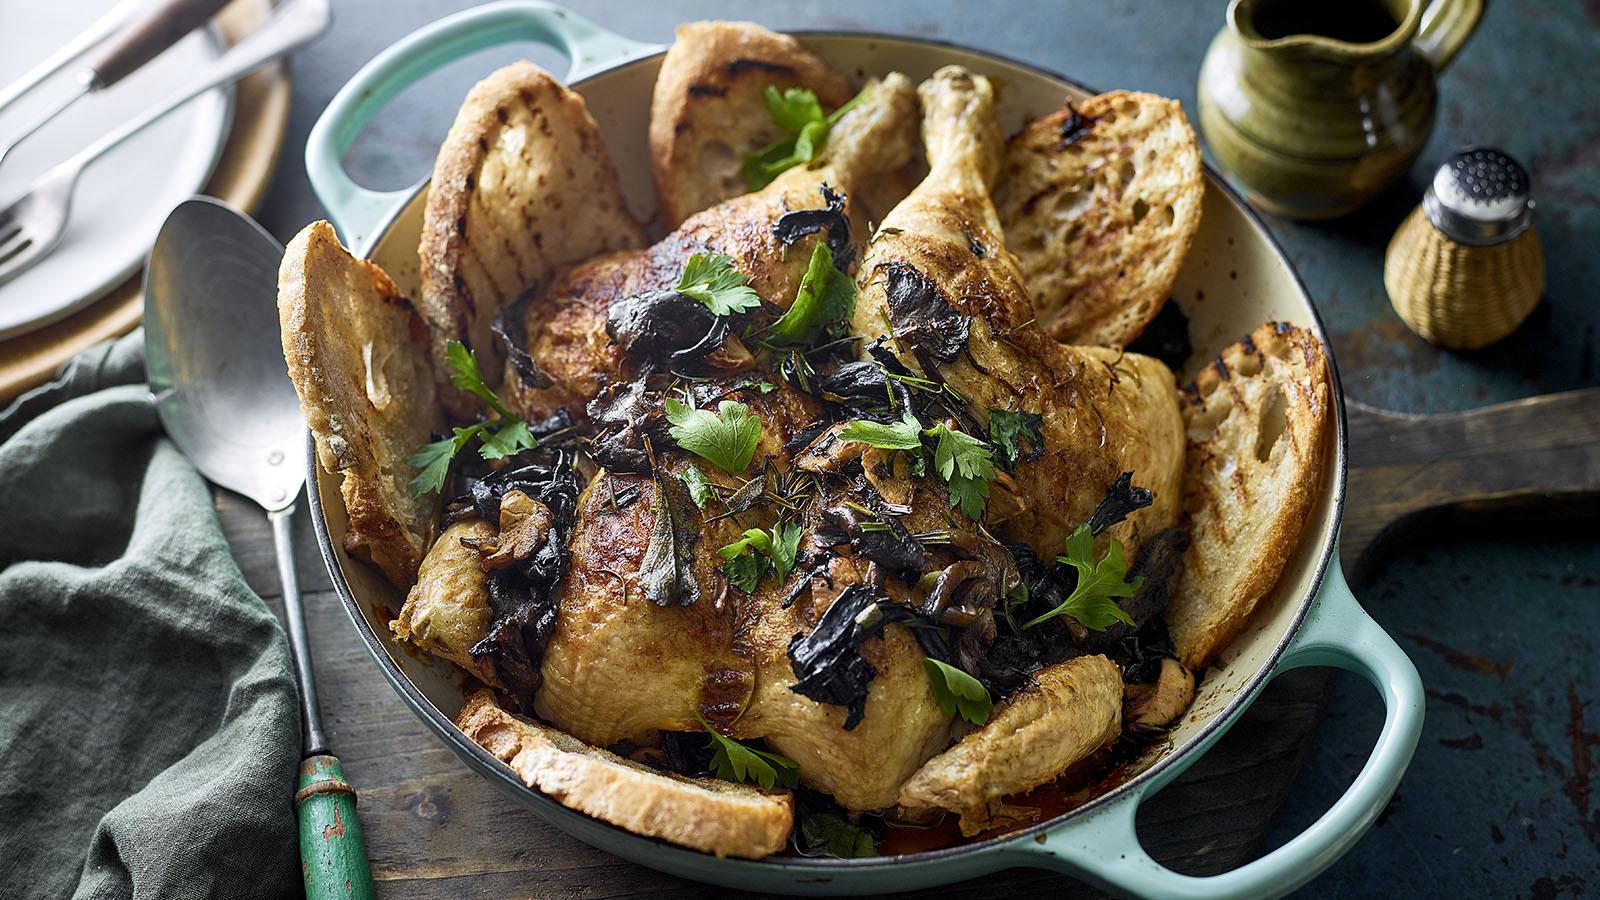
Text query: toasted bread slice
996 91 1203 346
456 691 794 859
279 221 439 589
649 21 855 229
421 61 645 418
1166 322 1332 668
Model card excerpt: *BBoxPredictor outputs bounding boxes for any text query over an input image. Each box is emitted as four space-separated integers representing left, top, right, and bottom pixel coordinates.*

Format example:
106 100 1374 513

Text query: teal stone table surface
247 1 1600 896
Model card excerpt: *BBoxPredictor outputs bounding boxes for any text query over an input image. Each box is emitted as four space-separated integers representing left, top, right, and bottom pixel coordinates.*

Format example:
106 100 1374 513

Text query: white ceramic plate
0 0 232 339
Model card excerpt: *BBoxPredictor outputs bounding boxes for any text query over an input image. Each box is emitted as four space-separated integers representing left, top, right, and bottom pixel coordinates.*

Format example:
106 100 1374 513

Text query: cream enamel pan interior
301 5 1423 897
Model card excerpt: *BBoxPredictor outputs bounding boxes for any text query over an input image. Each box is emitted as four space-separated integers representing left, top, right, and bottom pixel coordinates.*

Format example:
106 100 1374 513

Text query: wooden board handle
1342 388 1600 575
84 0 234 88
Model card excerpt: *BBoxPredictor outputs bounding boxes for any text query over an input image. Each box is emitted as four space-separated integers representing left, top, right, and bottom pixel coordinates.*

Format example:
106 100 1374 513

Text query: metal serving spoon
144 197 374 900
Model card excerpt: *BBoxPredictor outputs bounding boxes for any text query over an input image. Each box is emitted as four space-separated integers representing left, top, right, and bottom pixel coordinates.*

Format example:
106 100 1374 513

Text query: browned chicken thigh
850 67 1184 562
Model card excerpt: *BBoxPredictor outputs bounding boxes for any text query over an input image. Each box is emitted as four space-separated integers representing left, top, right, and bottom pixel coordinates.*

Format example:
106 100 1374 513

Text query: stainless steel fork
0 0 330 288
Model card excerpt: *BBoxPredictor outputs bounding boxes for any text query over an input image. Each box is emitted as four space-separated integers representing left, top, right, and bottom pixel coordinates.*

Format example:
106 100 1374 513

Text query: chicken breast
501 73 920 425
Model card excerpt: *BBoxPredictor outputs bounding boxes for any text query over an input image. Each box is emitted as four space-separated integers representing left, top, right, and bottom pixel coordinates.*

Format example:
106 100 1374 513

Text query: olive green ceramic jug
1198 0 1483 219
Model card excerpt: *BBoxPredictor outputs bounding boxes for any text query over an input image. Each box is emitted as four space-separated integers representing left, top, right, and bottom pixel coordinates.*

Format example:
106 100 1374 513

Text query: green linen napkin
0 332 300 900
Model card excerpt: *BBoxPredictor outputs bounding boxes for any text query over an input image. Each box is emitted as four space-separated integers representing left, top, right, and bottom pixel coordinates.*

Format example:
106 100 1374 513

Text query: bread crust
278 221 439 588
649 21 854 228
996 91 1204 346
456 691 794 859
1165 322 1332 668
420 61 644 418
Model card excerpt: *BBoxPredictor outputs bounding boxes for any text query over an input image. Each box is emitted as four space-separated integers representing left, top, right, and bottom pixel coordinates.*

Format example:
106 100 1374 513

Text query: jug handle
1415 0 1484 70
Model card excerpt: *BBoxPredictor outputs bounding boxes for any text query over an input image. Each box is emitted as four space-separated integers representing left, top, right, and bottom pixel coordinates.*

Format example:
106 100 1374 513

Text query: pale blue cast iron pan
300 3 1425 896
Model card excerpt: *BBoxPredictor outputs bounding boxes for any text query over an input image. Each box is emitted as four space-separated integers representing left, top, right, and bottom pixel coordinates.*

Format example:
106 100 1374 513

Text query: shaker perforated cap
1422 147 1533 245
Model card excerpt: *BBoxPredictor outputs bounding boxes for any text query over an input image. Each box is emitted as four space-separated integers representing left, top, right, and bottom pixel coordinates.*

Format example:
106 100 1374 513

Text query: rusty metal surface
253 0 1600 895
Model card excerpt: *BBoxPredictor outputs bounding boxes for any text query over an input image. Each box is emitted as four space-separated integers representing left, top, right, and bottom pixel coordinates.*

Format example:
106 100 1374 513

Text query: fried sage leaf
678 462 715 509
639 470 702 607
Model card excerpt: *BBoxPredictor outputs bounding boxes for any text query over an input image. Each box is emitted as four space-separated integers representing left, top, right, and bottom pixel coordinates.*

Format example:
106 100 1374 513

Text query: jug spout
1228 0 1421 63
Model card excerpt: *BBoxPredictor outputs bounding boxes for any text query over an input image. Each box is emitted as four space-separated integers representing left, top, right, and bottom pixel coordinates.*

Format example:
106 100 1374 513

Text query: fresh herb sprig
838 412 997 519
665 398 763 474
675 252 762 316
923 658 993 725
798 811 877 858
717 520 803 593
764 242 856 347
407 340 537 496
1023 523 1141 630
695 712 799 790
838 410 923 451
988 407 1046 471
740 86 869 190
926 423 996 520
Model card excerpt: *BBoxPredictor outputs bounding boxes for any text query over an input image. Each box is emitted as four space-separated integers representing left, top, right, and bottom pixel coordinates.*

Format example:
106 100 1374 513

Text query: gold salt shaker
1385 147 1545 349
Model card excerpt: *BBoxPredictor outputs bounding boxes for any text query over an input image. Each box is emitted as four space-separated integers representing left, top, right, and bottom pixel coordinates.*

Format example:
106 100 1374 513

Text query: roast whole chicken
384 61 1190 824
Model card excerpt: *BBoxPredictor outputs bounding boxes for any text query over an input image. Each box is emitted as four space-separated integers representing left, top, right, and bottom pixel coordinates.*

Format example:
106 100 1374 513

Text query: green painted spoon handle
295 754 376 900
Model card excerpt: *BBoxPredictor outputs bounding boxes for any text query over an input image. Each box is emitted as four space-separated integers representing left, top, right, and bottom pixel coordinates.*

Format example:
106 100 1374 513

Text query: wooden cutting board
0 0 289 403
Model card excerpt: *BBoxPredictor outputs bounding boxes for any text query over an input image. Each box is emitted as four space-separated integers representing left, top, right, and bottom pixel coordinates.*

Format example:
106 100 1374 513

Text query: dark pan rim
307 29 1350 874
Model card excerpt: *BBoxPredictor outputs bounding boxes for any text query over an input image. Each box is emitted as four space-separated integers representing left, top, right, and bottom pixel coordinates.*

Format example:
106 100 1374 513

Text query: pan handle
1004 558 1424 899
304 0 660 253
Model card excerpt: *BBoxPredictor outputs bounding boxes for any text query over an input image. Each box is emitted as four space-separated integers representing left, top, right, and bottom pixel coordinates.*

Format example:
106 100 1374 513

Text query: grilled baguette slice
456 691 794 859
279 221 440 589
996 91 1203 346
1166 322 1331 669
649 21 854 228
421 61 645 418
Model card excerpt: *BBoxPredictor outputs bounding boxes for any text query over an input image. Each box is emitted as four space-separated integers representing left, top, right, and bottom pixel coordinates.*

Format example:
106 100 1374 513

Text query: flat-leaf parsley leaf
406 340 537 495
696 712 799 790
665 399 763 474
927 423 996 520
838 410 923 451
988 407 1045 471
766 242 856 346
1024 523 1141 630
675 252 762 316
740 86 869 190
